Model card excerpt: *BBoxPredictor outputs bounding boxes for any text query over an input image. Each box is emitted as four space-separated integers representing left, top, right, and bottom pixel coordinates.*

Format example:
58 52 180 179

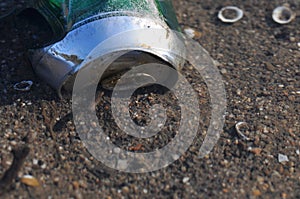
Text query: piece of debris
296 149 299 155
272 5 296 24
218 6 244 23
278 154 289 163
183 27 202 39
0 146 30 192
235 122 251 141
252 189 261 197
248 147 262 156
182 177 190 183
13 80 33 92
20 175 40 187
129 143 143 151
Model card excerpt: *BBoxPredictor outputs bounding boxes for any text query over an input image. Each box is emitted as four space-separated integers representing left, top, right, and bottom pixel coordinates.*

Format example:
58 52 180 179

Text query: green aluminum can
24 0 184 97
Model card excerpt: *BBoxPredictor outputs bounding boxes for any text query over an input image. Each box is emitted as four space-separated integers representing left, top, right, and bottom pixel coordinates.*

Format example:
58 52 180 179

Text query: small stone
221 160 229 166
184 28 195 39
249 148 262 156
164 185 170 192
261 183 269 191
143 189 148 194
20 175 40 187
220 68 227 74
41 163 47 169
113 147 121 154
182 177 190 183
281 192 287 199
53 177 60 185
72 181 80 190
10 141 17 146
265 62 275 71
296 149 300 155
222 188 229 193
33 159 38 165
183 27 202 39
122 186 130 194
252 189 261 196
278 154 289 163
257 176 264 183
79 180 87 189
289 37 296 42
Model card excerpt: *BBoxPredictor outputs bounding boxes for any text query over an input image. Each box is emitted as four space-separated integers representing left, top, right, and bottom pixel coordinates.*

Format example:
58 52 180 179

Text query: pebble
281 193 287 199
222 188 229 193
41 163 47 169
278 154 289 163
256 176 264 184
220 68 227 74
113 147 121 154
289 37 296 42
181 166 187 172
183 27 202 39
265 62 275 71
183 177 190 183
20 175 40 187
296 150 299 155
33 159 38 165
252 189 261 196
50 176 58 184
72 181 79 190
122 186 130 194
248 147 262 156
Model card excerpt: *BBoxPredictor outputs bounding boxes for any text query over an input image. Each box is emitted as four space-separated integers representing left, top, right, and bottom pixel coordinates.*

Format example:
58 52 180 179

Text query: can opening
16 8 54 48
61 50 178 98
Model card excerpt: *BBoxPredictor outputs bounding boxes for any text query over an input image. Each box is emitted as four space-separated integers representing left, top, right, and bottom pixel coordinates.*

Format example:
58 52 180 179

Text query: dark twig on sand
0 146 30 194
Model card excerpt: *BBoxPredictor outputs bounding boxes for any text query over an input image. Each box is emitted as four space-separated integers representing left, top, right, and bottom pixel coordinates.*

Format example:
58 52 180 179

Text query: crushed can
21 0 185 97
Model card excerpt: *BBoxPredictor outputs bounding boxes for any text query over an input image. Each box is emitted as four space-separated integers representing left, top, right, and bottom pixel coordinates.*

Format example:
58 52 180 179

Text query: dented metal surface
30 12 184 97
26 0 184 97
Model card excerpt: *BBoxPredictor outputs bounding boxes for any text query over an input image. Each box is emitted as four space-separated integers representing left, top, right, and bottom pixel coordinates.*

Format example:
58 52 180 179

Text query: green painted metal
27 0 180 43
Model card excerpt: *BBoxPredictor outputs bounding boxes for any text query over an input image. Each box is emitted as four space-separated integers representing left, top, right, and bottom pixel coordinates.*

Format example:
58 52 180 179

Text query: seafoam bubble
272 5 296 24
218 6 243 23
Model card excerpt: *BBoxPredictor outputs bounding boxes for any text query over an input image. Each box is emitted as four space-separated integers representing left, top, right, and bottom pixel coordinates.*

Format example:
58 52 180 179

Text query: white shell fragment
235 122 250 141
218 6 244 23
182 177 190 183
184 28 196 39
13 80 33 92
278 154 289 163
272 6 296 24
183 27 202 39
